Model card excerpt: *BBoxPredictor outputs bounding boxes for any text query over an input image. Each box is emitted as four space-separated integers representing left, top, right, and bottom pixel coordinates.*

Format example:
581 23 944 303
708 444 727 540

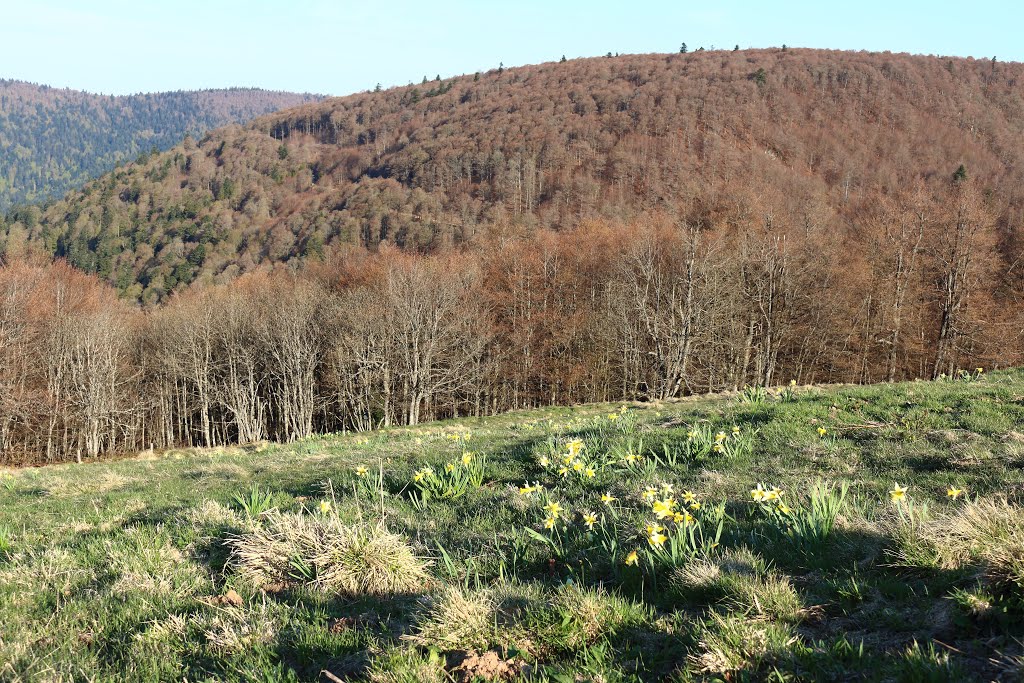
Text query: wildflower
601 492 617 506
652 498 677 519
608 412 619 421
645 523 664 535
413 469 428 483
543 500 563 518
660 482 675 493
790 379 797 386
539 456 551 467
713 443 724 454
563 453 576 464
750 483 767 502
584 467 596 478
462 431 471 440
445 462 456 473
732 425 741 435
543 517 557 530
778 503 792 515
572 461 584 473
319 500 332 514
355 465 369 477
582 512 598 529
976 367 984 373
624 452 640 464
461 451 474 465
687 430 697 439
689 501 701 511
681 490 696 503
518 482 538 495
817 427 828 437
889 483 908 503
946 486 964 500
763 488 782 503
715 431 727 442
641 486 658 502
624 549 639 566
648 530 668 547
567 439 585 457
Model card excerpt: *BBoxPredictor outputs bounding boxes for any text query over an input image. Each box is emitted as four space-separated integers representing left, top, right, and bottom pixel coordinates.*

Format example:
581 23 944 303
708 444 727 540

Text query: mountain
0 80 321 211
1 49 1023 306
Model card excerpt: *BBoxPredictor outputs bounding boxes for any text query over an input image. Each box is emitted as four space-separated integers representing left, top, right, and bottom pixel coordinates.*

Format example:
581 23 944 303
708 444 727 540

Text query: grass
1 370 1024 681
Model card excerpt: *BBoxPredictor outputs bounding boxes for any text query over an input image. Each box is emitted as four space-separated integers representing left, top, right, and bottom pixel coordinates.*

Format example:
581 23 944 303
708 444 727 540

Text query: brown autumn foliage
0 49 1022 463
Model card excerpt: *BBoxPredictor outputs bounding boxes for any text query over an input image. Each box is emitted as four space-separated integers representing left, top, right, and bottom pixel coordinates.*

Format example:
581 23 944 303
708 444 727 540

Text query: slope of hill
0 80 321 211
3 49 1022 299
1 373 1023 680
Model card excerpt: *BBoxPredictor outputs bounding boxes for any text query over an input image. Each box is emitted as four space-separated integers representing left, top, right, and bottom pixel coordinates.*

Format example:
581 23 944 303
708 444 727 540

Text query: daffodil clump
622 483 724 571
539 438 600 483
750 481 848 551
685 423 754 459
410 451 486 503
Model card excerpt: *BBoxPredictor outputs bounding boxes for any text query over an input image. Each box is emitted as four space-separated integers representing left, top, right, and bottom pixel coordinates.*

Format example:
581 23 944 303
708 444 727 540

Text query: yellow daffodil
584 467 596 478
645 523 664 535
715 431 727 442
543 500 563 518
624 452 640 464
641 487 658 502
652 498 677 519
461 452 474 465
687 430 697 439
572 461 584 472
648 531 668 547
608 412 619 421
413 470 426 483
625 550 639 566
778 503 792 514
976 367 984 373
355 465 368 477
563 453 575 464
732 425 741 434
660 482 674 493
689 501 701 511
518 482 538 495
445 462 456 473
539 456 551 467
543 517 556 530
582 512 598 529
889 483 908 502
567 439 585 457
558 466 569 477
601 492 616 506
319 500 332 514
750 483 767 502
681 490 696 503
790 379 797 386
713 443 724 453
947 486 964 499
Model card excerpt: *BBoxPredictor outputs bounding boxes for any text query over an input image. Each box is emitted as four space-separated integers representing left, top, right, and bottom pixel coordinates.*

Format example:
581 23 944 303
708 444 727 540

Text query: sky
2 0 1022 96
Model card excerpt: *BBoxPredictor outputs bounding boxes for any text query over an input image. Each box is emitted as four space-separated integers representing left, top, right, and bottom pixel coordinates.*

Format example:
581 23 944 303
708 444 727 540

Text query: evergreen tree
680 42 687 53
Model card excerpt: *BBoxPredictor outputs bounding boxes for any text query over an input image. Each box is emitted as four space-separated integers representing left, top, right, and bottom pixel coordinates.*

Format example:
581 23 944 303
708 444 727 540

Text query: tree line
1 175 1016 465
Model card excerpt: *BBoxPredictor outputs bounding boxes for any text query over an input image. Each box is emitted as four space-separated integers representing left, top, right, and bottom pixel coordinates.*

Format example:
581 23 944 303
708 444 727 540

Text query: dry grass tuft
229 510 429 596
894 499 1024 591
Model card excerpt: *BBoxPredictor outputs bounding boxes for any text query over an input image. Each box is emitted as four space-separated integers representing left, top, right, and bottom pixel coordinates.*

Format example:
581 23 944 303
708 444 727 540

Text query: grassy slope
1 372 1023 681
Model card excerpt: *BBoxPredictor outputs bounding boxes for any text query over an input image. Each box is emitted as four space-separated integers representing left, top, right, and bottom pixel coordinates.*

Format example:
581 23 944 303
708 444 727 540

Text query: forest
0 48 1022 464
0 81 320 211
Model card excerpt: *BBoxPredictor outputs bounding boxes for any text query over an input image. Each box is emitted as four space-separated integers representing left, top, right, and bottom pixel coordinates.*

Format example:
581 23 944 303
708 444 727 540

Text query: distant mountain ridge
2 49 1023 308
0 80 321 210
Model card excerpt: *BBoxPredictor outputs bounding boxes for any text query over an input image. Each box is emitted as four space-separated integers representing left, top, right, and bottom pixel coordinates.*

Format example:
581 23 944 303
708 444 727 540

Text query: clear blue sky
3 0 1021 96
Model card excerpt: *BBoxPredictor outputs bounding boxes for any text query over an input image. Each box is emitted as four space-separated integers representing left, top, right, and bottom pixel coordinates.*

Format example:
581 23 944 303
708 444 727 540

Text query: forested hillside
0 81 320 210
2 49 1024 463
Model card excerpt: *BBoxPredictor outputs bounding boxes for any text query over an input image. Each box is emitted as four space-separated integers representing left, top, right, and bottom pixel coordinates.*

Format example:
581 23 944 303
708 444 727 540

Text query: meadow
1 370 1023 682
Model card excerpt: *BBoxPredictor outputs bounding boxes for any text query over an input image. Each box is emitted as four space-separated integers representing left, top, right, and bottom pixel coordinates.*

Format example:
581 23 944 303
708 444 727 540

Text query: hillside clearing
2 372 1024 681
